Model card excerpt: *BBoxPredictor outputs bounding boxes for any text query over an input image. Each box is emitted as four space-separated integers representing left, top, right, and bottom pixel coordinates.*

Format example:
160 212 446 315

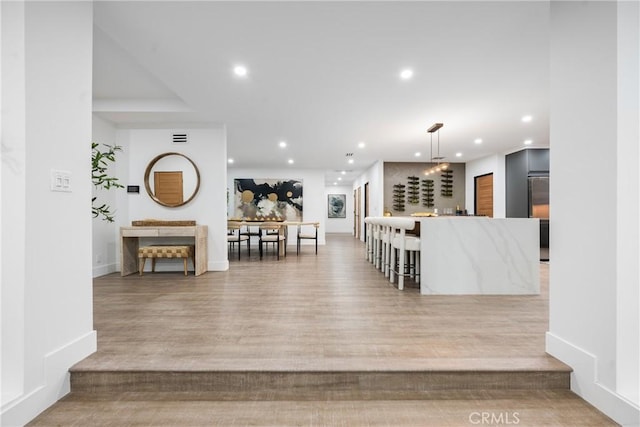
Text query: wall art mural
327 194 346 218
234 178 303 221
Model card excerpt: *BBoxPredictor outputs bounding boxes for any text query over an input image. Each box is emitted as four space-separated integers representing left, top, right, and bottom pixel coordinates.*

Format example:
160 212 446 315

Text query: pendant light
424 123 449 175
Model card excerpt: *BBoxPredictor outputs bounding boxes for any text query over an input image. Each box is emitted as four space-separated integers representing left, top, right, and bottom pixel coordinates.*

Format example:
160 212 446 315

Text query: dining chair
259 222 286 260
240 224 260 254
227 221 250 260
297 222 319 255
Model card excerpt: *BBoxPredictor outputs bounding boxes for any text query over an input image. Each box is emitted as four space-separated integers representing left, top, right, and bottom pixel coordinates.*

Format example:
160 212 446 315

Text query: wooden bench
138 245 195 276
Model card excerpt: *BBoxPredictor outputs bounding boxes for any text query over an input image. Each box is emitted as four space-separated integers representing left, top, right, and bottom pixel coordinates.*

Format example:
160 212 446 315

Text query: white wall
1 0 27 411
1 3 97 426
227 168 326 246
548 2 639 426
91 116 119 277
464 154 506 218
353 160 384 241
115 127 228 272
324 185 353 233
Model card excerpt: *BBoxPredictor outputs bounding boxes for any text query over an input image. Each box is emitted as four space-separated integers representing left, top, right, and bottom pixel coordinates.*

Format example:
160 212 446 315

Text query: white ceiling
93 1 550 185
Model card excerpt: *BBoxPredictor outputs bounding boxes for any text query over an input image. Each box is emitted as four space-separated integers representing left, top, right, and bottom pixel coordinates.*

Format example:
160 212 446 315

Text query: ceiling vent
172 132 188 144
345 153 354 157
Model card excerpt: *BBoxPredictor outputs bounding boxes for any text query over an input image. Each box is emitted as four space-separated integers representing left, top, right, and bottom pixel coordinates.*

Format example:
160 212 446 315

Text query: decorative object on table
421 179 434 208
234 178 303 221
392 183 406 212
131 219 196 227
441 169 453 197
327 194 346 218
407 176 420 205
410 212 438 217
92 142 124 222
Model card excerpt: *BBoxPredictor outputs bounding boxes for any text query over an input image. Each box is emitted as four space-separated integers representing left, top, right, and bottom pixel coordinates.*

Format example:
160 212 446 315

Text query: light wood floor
28 234 618 426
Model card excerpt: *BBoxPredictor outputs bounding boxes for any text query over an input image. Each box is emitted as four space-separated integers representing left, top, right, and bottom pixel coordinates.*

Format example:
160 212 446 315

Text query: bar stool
379 218 393 277
388 217 421 290
364 217 374 262
372 219 382 268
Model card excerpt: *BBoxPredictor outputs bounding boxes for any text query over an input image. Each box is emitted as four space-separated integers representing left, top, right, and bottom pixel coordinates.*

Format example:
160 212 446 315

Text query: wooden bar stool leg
183 258 188 275
139 258 146 275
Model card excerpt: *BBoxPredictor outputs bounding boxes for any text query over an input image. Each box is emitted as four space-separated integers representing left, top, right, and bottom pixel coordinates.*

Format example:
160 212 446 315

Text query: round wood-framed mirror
144 152 201 207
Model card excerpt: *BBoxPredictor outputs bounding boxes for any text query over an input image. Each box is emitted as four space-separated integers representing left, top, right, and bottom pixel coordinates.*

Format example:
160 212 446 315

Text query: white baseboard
208 260 228 271
546 332 640 426
1 330 97 427
92 262 117 278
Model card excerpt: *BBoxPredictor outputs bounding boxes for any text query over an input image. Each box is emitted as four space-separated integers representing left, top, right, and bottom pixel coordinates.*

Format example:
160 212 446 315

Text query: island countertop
417 216 540 295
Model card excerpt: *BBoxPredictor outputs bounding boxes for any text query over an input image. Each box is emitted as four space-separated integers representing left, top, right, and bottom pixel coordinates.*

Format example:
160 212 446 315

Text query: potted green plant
92 142 124 222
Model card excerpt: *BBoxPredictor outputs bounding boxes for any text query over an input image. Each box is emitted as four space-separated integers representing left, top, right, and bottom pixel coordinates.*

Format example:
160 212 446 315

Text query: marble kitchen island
419 217 540 295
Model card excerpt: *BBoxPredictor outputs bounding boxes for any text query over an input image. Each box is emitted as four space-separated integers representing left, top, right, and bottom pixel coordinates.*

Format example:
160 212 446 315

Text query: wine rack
393 183 406 212
421 179 434 207
441 170 453 197
407 176 420 205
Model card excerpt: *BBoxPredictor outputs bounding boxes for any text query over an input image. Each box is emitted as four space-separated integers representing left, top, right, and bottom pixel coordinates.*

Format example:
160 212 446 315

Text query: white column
1 0 27 405
1 3 97 426
548 1 639 425
616 0 640 407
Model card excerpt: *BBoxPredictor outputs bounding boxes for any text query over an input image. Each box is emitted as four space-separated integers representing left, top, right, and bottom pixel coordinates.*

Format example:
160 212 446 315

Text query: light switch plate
50 169 72 192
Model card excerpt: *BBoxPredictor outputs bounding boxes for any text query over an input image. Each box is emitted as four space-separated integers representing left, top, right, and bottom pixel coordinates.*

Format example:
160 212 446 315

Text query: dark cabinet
506 149 550 257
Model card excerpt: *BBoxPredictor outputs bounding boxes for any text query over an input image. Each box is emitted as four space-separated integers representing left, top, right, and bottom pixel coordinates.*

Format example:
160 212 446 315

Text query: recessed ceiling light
455 152 462 157
348 159 354 164
358 141 366 148
474 138 483 144
279 141 287 148
400 69 413 80
338 177 342 181
521 115 533 122
333 182 337 185
415 152 421 157
341 171 346 175
233 65 248 77
524 139 533 145
228 158 234 164
287 159 294 164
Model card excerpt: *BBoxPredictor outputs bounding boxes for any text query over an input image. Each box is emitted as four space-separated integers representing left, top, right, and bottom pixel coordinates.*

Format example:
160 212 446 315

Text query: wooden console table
120 225 208 276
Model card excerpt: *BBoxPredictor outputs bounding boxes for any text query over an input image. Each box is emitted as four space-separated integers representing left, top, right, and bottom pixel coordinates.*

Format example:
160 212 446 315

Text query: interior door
354 187 361 239
364 182 369 241
474 173 493 217
154 171 184 205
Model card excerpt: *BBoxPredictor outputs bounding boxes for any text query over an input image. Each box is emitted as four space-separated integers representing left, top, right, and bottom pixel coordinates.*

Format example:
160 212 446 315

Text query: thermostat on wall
127 185 140 194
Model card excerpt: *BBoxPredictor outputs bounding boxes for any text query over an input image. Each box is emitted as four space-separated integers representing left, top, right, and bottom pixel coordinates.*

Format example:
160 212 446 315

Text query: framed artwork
327 194 346 218
233 178 303 221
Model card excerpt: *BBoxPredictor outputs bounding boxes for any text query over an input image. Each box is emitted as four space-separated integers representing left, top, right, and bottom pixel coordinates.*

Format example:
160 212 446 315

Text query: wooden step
28 390 619 426
70 367 570 399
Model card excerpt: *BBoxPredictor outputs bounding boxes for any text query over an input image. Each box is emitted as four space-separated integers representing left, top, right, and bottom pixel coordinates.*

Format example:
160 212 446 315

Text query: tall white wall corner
616 0 640 413
0 331 96 427
546 332 640 426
